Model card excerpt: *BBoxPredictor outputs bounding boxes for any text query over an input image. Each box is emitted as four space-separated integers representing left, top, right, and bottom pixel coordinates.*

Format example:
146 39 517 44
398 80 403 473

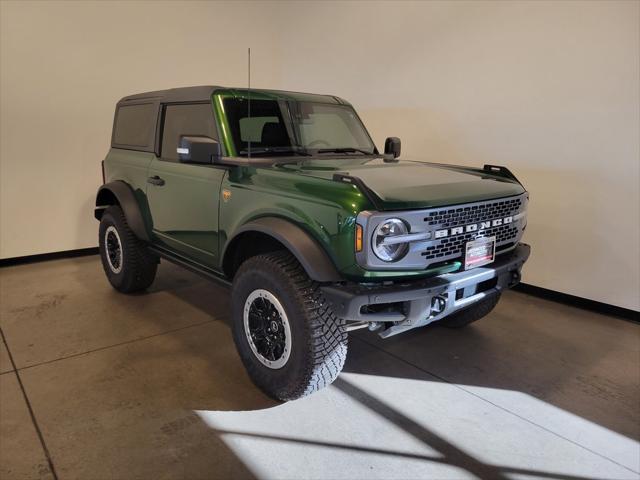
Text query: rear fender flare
95 181 150 242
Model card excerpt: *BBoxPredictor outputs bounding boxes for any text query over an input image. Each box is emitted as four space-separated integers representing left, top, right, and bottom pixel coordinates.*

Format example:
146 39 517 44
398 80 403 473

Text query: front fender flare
224 217 342 283
94 181 150 242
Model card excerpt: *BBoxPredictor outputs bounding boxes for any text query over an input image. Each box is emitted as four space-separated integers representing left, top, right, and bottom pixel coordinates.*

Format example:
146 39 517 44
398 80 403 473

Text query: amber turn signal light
355 224 363 252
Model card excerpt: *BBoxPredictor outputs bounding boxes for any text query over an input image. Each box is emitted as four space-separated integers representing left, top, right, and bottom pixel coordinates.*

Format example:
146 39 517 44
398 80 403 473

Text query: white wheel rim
104 225 123 274
243 289 292 369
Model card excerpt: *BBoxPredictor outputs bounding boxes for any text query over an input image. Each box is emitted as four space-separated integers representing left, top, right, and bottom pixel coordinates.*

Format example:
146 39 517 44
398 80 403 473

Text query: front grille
355 192 527 271
424 197 522 228
420 195 526 266
422 224 518 260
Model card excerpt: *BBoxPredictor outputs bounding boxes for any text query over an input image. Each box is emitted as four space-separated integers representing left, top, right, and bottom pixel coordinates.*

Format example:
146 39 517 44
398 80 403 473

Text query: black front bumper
322 243 531 337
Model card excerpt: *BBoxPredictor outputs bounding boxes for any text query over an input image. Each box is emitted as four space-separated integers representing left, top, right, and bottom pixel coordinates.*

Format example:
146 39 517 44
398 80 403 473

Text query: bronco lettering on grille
434 216 513 239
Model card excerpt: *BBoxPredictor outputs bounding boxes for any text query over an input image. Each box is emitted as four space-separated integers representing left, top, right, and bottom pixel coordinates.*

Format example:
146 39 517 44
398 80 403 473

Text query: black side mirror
178 136 222 164
384 137 401 158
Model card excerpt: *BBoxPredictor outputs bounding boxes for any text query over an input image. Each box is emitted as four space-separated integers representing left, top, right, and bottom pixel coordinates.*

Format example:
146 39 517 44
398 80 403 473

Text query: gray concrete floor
0 255 638 480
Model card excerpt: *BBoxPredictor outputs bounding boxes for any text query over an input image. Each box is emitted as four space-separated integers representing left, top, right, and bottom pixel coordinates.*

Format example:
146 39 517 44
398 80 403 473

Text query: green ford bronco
95 85 530 400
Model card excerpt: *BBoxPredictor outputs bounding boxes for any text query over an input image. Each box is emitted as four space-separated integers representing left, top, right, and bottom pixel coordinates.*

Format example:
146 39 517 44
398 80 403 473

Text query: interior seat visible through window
261 122 290 147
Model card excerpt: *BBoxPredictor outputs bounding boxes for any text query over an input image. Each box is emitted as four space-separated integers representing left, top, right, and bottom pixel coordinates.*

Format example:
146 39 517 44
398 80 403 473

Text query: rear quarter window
113 103 157 148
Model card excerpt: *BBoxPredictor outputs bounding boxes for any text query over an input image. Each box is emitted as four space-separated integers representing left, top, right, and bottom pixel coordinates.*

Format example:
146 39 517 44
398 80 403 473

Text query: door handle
147 175 165 186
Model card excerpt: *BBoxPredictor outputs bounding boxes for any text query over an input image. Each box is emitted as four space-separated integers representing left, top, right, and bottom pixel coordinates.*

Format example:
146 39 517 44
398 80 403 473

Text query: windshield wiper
239 147 311 157
316 147 374 155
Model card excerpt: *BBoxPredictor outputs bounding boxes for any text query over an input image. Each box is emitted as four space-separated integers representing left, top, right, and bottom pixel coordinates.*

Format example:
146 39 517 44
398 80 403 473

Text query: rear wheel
98 205 158 293
438 292 501 328
231 251 347 401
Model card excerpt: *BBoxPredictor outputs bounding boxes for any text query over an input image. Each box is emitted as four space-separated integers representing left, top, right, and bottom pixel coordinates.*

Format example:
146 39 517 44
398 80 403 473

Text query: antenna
247 47 251 159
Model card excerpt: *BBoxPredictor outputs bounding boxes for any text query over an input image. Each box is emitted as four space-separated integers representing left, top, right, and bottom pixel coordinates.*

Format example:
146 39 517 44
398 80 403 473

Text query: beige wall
279 1 640 310
1 1 638 310
0 0 283 258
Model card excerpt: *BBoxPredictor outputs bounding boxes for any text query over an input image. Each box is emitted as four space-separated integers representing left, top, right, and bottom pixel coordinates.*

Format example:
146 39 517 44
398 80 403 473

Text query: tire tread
232 251 347 400
99 205 157 293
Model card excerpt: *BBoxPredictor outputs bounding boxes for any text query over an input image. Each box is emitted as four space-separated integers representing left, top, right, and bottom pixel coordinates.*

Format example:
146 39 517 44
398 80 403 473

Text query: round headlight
372 218 409 262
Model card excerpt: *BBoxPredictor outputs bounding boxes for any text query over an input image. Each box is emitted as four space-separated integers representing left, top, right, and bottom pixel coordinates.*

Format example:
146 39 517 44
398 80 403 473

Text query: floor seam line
351 334 640 475
0 326 59 480
16 318 219 372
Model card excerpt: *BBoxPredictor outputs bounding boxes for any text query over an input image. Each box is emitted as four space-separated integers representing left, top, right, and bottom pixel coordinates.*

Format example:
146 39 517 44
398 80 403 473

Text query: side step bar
148 246 231 288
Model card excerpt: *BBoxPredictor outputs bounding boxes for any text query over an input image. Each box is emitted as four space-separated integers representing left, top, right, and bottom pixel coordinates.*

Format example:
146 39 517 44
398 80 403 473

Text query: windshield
222 98 376 157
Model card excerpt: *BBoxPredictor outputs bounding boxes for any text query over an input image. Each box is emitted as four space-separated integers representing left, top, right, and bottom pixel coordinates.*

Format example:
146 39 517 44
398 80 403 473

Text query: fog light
431 296 446 314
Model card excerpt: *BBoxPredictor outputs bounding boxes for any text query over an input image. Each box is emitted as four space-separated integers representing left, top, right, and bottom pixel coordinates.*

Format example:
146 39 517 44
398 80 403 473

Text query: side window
161 103 217 161
113 103 156 148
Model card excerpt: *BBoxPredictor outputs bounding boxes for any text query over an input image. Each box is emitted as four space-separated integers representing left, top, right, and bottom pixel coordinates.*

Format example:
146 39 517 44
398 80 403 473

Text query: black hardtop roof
117 85 348 106
118 86 221 105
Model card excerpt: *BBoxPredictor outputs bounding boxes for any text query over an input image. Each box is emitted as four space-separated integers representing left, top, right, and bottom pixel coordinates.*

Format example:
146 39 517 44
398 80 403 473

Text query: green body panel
102 88 526 283
103 148 154 191
219 166 368 276
217 162 514 281
102 149 155 227
213 93 235 156
146 158 226 266
277 158 524 210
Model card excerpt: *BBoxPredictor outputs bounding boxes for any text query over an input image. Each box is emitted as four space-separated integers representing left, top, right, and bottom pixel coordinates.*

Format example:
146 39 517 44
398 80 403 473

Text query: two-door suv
95 86 530 400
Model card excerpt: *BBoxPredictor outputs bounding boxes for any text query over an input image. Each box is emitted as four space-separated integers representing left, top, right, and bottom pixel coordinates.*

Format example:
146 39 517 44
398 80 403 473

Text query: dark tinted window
113 103 156 148
223 99 290 154
161 103 217 161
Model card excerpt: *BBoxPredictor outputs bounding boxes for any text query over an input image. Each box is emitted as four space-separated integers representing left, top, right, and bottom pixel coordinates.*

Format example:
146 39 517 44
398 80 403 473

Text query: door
146 102 226 268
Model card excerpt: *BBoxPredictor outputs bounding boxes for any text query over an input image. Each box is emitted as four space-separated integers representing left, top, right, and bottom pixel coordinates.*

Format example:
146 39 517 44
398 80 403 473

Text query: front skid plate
321 243 530 337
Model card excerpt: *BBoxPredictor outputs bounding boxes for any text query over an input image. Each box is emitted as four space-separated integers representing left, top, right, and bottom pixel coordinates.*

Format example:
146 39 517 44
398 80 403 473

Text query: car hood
278 158 525 210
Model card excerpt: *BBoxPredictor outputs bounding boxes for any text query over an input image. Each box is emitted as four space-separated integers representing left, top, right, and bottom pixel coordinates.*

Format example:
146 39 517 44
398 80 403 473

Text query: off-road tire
438 292 501 328
231 251 347 401
98 205 158 293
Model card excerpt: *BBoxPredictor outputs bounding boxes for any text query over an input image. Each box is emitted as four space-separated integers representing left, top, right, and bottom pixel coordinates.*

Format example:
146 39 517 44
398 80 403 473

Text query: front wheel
231 251 347 401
